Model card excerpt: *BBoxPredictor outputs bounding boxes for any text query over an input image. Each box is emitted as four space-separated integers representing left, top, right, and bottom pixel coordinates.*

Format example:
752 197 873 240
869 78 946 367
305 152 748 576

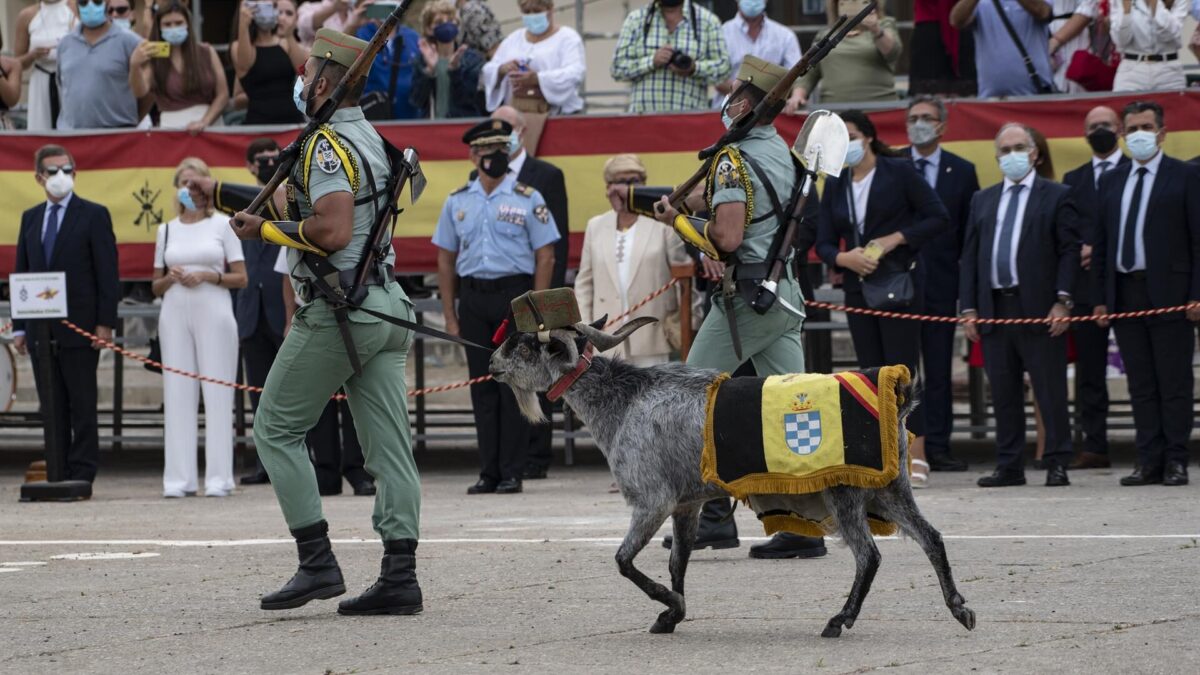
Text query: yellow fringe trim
760 513 899 538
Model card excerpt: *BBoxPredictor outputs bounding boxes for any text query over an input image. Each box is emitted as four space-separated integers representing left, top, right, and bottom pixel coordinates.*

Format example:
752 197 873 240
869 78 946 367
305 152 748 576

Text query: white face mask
45 171 74 199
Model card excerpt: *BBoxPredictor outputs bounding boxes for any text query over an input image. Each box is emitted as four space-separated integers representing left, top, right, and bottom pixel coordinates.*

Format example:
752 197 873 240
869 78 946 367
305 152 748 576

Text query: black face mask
254 157 278 184
1086 127 1118 155
479 151 509 179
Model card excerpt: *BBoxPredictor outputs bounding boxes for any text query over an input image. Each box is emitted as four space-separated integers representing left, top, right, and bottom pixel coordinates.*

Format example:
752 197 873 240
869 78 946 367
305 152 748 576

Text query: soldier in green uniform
191 28 424 616
613 56 826 560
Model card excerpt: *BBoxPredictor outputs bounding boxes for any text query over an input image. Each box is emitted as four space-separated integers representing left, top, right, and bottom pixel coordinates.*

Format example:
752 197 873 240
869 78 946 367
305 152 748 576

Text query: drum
0 343 15 413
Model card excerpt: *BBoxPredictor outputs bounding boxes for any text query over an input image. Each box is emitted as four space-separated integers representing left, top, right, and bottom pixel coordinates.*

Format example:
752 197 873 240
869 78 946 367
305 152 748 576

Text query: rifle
661 1 877 213
239 0 416 221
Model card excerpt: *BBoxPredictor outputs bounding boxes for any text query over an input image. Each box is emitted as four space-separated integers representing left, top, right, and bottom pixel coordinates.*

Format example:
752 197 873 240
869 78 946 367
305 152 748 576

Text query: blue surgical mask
433 22 459 44
507 132 522 156
1124 130 1159 162
162 25 189 45
79 1 107 28
293 76 308 116
845 139 865 167
739 0 767 18
113 18 133 31
721 109 734 130
522 11 550 35
998 151 1032 181
177 186 198 212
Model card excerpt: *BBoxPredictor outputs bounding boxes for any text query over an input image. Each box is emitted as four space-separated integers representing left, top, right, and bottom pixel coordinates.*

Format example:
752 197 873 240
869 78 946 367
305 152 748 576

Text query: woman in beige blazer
575 154 692 366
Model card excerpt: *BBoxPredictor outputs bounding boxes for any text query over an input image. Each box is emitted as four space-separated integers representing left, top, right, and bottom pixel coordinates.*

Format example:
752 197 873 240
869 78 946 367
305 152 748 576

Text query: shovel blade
403 147 427 204
792 110 849 178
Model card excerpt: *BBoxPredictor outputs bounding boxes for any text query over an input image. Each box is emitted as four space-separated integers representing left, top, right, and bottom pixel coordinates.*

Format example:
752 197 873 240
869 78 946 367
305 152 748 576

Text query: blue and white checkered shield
784 411 822 456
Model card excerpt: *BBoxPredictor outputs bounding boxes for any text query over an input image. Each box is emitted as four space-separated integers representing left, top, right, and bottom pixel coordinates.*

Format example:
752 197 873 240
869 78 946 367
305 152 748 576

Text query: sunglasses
108 5 133 15
42 165 75 176
80 0 107 6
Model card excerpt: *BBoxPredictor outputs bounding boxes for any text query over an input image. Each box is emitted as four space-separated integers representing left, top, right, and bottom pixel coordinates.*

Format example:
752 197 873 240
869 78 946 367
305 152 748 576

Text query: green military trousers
254 281 421 541
686 268 806 376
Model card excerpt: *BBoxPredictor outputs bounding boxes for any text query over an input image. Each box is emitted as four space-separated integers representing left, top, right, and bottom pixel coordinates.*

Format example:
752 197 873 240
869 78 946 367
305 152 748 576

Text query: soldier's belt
295 264 392 304
628 185 692 219
214 181 282 220
262 220 327 256
672 214 722 261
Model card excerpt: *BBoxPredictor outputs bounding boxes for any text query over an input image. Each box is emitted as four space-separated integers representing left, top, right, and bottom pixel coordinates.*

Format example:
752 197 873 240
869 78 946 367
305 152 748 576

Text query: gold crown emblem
790 392 814 412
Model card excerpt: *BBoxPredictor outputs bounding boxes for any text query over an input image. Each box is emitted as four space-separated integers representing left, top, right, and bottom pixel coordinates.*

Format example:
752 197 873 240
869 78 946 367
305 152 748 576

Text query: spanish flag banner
2 91 1198 279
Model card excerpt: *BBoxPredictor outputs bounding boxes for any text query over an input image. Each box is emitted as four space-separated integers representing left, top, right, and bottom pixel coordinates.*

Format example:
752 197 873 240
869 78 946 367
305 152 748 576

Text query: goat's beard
510 383 547 424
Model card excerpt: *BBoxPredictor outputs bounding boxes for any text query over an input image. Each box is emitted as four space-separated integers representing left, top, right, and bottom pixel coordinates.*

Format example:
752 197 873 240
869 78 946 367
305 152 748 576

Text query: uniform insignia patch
715 157 741 191
456 210 466 221
315 138 341 174
534 204 549 224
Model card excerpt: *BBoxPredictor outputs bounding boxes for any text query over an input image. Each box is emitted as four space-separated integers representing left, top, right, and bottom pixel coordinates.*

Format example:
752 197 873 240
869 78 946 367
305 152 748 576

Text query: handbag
846 178 915 311
990 0 1056 94
1066 0 1119 91
145 221 167 374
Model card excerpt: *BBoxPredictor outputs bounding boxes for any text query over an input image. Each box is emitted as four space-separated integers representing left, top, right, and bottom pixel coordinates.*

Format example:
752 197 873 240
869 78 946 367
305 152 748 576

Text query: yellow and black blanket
700 366 911 537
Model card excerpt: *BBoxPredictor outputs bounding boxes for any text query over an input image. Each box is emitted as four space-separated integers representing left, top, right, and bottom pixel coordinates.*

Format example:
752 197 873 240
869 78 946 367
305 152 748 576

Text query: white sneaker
910 459 930 490
205 488 231 498
163 490 186 499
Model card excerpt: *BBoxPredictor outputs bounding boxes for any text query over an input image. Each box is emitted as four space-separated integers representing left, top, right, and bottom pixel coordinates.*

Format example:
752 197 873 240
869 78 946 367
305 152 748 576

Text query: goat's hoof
649 618 677 634
953 605 976 631
842 616 856 629
820 622 842 638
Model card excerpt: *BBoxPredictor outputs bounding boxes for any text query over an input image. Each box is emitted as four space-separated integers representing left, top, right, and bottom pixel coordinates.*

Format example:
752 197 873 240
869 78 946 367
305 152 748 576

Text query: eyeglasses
906 114 940 124
107 5 133 15
606 179 645 187
42 165 75 176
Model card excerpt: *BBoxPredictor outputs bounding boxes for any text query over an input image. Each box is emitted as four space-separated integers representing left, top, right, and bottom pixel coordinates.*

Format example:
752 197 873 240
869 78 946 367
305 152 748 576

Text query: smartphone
365 2 399 20
147 41 172 58
837 0 869 17
862 240 885 261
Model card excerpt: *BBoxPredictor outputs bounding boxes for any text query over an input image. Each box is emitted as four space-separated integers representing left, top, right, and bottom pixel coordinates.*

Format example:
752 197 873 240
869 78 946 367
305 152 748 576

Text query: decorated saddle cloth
700 366 911 537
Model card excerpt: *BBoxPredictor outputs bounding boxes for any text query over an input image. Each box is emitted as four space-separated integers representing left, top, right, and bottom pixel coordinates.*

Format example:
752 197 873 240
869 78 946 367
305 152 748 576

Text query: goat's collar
547 342 594 402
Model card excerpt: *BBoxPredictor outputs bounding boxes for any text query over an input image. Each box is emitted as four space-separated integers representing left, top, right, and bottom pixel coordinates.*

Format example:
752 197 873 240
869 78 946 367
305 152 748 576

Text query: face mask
433 22 459 43
1124 130 1159 162
255 157 277 184
522 11 549 35
293 76 309 117
45 171 74 199
177 185 198 212
738 0 766 18
845 139 865 167
907 120 939 147
162 25 189 45
253 4 278 30
1086 127 1117 155
480 150 510 179
113 18 133 31
998 151 1032 181
79 2 108 28
507 132 522 156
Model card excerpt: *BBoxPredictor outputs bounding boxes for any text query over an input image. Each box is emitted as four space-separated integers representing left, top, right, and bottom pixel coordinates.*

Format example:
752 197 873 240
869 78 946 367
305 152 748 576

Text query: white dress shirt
910 145 942 188
991 170 1037 289
1117 150 1164 273
1091 148 1124 188
849 168 875 237
714 15 801 107
508 149 528 178
1111 0 1189 55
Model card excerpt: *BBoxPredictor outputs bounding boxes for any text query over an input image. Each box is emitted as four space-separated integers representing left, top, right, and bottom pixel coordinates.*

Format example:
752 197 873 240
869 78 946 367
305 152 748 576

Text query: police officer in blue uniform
434 119 560 495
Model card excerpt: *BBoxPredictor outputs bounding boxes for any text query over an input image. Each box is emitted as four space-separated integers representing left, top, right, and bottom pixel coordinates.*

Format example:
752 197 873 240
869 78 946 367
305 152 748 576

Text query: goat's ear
590 315 607 330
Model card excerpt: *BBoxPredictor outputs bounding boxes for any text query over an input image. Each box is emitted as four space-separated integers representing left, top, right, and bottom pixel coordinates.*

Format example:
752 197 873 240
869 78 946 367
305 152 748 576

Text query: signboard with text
9 272 68 319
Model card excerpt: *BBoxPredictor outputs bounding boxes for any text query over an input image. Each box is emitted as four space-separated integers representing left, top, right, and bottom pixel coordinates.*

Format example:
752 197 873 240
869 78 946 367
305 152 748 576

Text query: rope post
671 265 694 361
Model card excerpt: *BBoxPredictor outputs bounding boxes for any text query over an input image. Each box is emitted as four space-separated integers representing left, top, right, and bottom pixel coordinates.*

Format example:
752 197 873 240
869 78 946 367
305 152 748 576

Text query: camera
669 50 694 70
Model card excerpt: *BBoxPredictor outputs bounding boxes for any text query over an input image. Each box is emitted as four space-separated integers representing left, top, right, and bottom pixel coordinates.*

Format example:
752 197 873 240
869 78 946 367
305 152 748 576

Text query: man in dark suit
491 105 570 480
12 144 120 483
907 95 980 472
236 139 287 485
1060 106 1127 471
1093 101 1200 487
960 123 1079 488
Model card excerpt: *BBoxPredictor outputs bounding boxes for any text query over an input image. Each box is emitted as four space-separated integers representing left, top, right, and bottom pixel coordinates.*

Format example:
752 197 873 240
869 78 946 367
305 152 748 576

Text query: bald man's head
491 106 526 133
1083 106 1121 157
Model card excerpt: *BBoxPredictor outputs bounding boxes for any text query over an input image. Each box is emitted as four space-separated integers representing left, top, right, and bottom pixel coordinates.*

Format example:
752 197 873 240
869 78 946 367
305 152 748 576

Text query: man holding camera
611 0 730 113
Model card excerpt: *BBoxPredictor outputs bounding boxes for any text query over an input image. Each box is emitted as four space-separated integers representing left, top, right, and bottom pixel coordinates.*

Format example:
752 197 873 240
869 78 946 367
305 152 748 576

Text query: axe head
792 110 849 178
402 147 427 204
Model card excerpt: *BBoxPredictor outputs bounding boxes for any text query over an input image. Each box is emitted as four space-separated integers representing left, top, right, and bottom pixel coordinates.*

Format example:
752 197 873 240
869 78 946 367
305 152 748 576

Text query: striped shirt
611 0 730 113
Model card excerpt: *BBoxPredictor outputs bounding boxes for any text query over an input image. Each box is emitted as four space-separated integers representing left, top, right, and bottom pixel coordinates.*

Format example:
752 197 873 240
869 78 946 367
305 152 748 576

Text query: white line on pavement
0 534 1197 547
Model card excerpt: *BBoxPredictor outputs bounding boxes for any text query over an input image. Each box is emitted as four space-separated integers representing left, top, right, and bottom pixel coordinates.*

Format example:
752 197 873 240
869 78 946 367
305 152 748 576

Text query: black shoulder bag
990 0 1055 94
846 176 914 311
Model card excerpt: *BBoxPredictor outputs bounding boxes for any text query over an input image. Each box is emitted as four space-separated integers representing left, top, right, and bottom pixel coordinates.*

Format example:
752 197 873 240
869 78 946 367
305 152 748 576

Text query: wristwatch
1056 293 1074 309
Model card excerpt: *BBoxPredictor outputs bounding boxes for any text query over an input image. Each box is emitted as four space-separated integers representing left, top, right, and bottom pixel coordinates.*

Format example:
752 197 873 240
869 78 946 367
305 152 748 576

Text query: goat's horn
572 316 658 352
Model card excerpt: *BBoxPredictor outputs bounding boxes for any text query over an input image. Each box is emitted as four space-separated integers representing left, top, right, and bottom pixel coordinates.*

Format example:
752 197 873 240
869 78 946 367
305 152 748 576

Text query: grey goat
489 317 976 637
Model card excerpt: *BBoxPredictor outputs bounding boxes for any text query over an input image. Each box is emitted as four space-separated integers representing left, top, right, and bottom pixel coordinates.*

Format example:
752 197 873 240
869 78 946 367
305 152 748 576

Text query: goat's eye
517 344 531 357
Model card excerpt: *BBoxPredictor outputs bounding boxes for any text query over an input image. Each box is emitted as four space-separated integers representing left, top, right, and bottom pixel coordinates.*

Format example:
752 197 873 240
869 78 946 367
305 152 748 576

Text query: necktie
996 184 1024 288
1095 160 1112 188
915 158 932 187
43 203 61 264
1121 168 1148 272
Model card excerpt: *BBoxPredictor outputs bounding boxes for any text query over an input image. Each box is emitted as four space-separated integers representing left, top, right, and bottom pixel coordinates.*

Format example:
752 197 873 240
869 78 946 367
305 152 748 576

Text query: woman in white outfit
152 158 247 498
575 154 692 367
481 0 586 114
14 0 77 131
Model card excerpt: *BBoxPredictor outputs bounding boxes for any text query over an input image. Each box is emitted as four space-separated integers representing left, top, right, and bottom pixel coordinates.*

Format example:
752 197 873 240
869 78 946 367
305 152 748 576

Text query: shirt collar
47 192 73 212
470 173 516 197
1004 170 1037 191
1092 149 1124 168
330 107 366 123
911 145 942 167
509 150 528 178
1134 149 1165 175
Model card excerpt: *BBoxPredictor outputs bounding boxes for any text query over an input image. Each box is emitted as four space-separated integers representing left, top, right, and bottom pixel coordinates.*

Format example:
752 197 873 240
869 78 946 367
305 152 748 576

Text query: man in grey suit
960 123 1080 488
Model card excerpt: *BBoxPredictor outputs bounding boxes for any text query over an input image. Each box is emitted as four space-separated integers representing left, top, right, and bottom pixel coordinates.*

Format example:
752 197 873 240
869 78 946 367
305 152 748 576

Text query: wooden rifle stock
663 1 877 211
243 0 416 218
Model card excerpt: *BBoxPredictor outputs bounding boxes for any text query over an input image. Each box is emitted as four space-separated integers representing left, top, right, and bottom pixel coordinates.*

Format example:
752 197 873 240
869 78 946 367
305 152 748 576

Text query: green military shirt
707 125 796 265
284 106 396 282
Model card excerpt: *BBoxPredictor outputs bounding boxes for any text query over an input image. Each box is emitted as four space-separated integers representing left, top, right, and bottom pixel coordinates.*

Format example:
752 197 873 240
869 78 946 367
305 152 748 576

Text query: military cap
311 27 369 69
463 118 514 147
737 55 789 93
511 289 582 334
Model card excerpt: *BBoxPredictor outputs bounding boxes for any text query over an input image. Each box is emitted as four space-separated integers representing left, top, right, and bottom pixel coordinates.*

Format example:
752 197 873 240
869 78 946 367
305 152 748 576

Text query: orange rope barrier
802 300 1199 324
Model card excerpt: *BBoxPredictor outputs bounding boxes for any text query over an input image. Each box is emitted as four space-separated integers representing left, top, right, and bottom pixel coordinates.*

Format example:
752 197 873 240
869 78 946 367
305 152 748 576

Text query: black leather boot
661 498 740 550
337 539 424 616
260 520 346 610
